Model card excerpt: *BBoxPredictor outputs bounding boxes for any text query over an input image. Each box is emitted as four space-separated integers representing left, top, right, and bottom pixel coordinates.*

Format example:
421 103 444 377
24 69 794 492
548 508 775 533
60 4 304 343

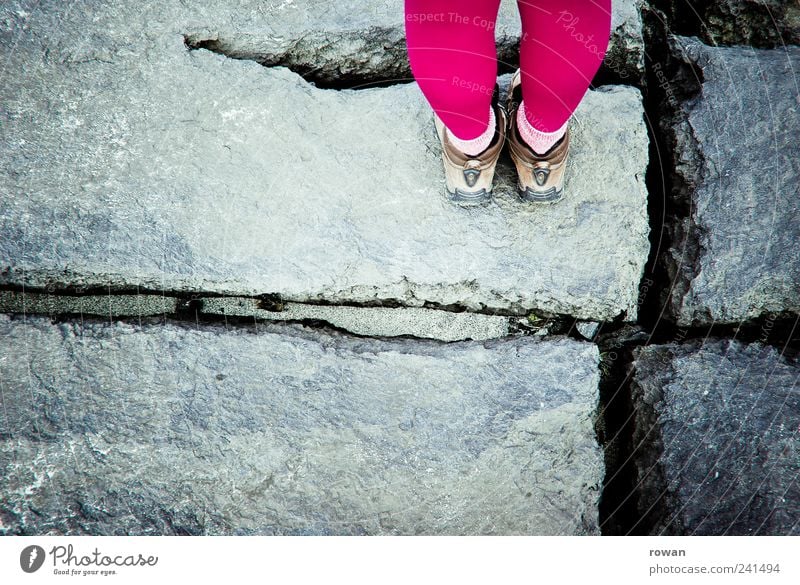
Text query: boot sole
518 185 564 204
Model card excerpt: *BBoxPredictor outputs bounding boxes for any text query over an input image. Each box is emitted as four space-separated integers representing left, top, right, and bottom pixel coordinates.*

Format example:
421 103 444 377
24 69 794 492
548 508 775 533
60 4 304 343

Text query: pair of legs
404 0 612 153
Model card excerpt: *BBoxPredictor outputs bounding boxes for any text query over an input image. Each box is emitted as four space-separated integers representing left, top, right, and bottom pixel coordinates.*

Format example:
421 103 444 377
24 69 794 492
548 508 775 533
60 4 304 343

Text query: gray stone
1 0 644 86
661 1 800 47
0 290 178 318
576 321 600 341
0 314 603 535
0 290 510 341
661 36 800 326
603 0 647 84
179 0 645 84
200 296 510 341
0 4 651 322
630 339 800 535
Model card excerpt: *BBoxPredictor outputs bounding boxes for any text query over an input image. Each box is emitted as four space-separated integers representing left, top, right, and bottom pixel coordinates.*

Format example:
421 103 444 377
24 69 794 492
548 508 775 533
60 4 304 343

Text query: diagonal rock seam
182 24 642 90
183 31 417 90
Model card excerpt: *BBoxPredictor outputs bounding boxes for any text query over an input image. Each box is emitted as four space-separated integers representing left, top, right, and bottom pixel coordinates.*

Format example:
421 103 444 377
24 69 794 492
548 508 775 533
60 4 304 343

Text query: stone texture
0 314 603 535
0 0 645 86
661 36 800 326
0 290 512 341
0 290 179 318
0 3 651 322
661 0 800 47
575 321 601 341
603 0 647 83
630 339 800 535
200 296 513 341
180 0 645 84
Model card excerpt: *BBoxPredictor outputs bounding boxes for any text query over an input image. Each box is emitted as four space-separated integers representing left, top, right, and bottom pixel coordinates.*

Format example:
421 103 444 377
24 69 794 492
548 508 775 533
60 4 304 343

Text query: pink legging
404 0 612 139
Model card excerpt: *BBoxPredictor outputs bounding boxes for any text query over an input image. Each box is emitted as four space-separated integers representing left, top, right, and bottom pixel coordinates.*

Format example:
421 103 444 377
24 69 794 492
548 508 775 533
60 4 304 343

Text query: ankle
446 106 496 156
516 101 568 155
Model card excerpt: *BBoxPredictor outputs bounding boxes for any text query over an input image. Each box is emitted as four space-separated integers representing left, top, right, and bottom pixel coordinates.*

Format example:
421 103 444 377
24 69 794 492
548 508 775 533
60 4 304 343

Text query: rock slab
0 2 650 322
179 0 646 83
630 339 800 535
662 36 800 325
0 314 603 535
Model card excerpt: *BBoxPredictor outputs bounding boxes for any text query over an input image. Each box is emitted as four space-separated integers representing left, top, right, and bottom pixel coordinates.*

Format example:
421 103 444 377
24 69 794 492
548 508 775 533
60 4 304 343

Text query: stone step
3 0 643 84
660 36 800 326
0 314 603 535
0 2 651 323
629 339 800 535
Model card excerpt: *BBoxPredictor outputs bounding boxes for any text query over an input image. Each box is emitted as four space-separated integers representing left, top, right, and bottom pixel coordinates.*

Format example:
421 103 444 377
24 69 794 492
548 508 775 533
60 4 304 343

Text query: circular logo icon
20 545 46 573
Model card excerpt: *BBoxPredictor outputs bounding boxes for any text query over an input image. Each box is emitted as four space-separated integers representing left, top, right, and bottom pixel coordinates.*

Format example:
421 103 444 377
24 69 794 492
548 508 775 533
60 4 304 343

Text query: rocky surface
0 3 651 322
660 36 800 326
629 339 800 535
659 0 800 47
0 314 603 535
0 290 514 341
180 0 646 84
0 0 645 87
604 0 647 84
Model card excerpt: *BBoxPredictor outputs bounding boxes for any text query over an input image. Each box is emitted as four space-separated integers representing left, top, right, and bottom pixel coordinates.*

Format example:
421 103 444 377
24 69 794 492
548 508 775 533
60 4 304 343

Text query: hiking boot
506 69 570 203
433 84 507 205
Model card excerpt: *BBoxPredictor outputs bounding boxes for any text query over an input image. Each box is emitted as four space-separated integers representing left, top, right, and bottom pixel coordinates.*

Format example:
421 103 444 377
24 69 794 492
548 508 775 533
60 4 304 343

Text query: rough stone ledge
629 338 800 535
0 290 519 341
0 314 603 535
659 36 800 326
0 31 651 322
181 0 646 85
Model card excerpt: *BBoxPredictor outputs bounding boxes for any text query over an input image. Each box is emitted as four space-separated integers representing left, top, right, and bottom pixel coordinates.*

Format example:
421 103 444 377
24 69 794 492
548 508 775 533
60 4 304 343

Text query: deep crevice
651 0 800 48
0 285 593 343
183 30 640 91
637 5 705 334
183 32 415 90
593 312 800 536
595 325 647 535
592 6 696 534
0 282 577 323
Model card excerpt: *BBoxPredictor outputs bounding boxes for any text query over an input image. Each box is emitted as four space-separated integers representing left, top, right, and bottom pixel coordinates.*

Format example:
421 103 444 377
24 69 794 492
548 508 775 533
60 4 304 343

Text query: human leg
516 0 612 153
404 0 502 146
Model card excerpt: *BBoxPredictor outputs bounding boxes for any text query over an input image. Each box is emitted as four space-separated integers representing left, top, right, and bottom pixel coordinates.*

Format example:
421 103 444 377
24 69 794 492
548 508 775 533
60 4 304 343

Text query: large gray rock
661 36 800 325
0 0 644 85
181 0 645 84
661 0 800 47
0 3 651 322
630 339 800 535
0 314 603 535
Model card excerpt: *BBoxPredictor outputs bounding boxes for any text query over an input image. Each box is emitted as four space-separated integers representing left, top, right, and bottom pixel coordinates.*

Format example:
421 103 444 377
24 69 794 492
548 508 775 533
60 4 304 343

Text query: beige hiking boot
433 84 507 205
506 69 570 203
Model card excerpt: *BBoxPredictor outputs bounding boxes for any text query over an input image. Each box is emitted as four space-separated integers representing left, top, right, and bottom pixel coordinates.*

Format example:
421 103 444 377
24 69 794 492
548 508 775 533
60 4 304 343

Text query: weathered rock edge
0 314 604 535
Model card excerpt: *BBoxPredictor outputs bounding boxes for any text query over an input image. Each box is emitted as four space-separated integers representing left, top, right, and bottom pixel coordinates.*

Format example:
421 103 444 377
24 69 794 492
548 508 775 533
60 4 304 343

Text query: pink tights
404 0 612 140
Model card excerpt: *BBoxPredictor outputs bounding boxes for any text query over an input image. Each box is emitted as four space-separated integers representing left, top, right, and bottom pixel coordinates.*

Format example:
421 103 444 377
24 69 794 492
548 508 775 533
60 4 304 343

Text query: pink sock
517 100 568 155
446 106 496 156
